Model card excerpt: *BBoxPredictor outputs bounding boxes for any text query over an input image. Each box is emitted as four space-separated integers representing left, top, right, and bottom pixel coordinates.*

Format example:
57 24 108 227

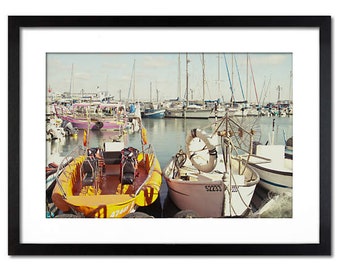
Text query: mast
133 59 136 102
277 85 281 102
202 53 206 105
234 55 246 102
156 88 159 103
177 54 181 99
185 53 189 108
106 74 108 92
289 70 293 101
69 63 74 97
231 53 234 96
217 53 221 99
127 59 136 103
150 82 152 103
246 54 249 102
223 53 235 102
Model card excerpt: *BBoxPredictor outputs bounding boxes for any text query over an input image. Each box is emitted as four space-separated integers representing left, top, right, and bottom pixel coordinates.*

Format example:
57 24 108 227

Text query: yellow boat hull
52 151 162 218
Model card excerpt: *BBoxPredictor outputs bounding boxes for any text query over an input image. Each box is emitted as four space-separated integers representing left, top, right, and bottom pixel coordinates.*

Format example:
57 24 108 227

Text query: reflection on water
47 117 292 167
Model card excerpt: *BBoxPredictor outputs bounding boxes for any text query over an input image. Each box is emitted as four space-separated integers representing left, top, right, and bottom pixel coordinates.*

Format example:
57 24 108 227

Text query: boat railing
134 143 159 196
246 154 272 164
55 145 86 198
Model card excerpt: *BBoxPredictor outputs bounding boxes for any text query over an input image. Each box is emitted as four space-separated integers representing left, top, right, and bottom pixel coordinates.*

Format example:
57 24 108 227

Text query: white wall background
1 0 338 267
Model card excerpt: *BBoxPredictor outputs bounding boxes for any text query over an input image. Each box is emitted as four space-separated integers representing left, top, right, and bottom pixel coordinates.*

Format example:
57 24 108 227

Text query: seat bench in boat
81 157 97 186
103 141 124 165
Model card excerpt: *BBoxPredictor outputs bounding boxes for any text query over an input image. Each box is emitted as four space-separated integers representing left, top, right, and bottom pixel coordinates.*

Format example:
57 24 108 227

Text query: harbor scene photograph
8 14 330 258
46 52 293 219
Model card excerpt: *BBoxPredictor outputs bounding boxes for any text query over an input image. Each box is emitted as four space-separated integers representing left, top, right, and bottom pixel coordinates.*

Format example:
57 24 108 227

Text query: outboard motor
62 120 78 136
120 147 139 185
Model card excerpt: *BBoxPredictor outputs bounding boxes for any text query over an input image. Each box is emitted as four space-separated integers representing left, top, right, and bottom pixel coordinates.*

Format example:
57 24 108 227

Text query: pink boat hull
60 116 126 130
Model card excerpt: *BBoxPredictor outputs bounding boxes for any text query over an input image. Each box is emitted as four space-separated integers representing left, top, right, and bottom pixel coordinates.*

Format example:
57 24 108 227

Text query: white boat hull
248 144 293 194
249 162 292 194
165 108 212 119
163 156 259 217
166 179 224 217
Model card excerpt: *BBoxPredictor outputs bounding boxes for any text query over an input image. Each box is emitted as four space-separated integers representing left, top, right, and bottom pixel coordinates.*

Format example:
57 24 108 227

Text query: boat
285 136 293 160
141 84 166 119
142 100 166 119
244 122 293 194
165 54 212 119
246 143 293 195
227 102 249 117
55 102 128 131
165 104 212 119
46 118 65 140
49 118 162 218
143 108 166 119
163 112 260 217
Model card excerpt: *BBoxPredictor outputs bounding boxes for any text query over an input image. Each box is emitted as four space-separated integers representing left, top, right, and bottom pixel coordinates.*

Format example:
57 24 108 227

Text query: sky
47 53 292 104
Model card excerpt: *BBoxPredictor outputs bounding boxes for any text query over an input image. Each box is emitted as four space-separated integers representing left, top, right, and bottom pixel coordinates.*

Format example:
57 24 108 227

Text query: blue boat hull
143 109 165 119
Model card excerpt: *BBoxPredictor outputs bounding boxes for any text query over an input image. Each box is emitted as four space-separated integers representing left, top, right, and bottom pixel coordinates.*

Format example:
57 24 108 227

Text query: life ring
185 128 217 173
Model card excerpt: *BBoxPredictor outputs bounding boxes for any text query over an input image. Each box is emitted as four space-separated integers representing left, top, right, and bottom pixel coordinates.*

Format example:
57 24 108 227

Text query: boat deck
75 161 149 197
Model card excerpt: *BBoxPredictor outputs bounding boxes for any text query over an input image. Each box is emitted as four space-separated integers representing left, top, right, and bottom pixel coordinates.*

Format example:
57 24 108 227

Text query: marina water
47 116 293 218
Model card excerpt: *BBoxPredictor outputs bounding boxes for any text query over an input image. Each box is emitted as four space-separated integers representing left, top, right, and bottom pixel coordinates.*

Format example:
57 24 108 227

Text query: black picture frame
8 15 332 256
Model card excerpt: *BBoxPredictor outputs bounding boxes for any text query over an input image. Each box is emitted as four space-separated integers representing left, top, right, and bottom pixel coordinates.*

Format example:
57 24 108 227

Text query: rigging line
262 75 271 105
227 121 244 155
224 187 238 216
221 136 228 173
223 53 235 102
248 56 259 104
234 55 246 101
228 119 255 156
258 77 266 106
127 59 136 103
235 114 260 135
230 163 251 209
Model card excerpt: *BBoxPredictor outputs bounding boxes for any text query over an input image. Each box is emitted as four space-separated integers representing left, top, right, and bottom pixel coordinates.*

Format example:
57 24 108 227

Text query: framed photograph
8 16 331 255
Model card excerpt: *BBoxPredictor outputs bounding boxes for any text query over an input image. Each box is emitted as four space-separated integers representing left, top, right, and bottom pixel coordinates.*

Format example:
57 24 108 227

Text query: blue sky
47 53 292 104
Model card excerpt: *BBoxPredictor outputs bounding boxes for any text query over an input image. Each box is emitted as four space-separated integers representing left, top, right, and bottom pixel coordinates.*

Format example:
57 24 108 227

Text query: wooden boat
163 112 260 217
50 120 162 218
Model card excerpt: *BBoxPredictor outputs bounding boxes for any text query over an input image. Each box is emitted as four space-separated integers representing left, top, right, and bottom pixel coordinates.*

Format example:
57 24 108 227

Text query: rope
172 150 187 179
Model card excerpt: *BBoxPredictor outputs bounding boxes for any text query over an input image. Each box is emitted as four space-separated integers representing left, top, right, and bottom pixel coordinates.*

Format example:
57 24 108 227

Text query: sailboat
163 110 260 217
165 53 212 119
